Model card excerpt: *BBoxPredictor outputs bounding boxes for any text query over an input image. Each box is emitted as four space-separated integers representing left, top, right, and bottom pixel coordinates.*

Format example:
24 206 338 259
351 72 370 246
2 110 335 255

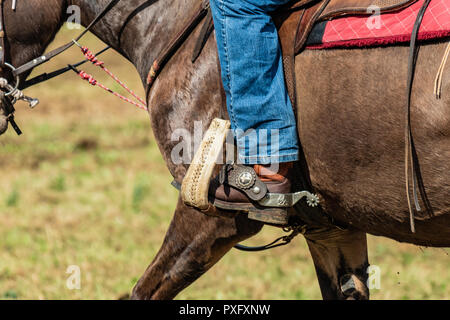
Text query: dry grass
0 27 449 300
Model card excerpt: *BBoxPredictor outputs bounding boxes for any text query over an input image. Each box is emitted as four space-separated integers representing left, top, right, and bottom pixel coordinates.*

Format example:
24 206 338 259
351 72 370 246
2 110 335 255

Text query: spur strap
219 164 268 201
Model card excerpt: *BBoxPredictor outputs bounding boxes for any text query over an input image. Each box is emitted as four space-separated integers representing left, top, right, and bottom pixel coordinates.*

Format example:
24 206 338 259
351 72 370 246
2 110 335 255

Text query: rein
11 0 121 78
22 46 111 90
0 0 210 135
70 43 147 111
0 0 122 135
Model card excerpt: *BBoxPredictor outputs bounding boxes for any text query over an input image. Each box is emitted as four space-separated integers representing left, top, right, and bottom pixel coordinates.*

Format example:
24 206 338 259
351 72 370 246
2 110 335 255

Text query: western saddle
273 0 419 105
192 0 419 111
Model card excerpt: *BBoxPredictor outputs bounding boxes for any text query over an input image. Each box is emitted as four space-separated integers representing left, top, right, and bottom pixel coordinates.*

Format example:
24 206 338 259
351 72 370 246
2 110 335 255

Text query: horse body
296 44 450 246
1 0 449 299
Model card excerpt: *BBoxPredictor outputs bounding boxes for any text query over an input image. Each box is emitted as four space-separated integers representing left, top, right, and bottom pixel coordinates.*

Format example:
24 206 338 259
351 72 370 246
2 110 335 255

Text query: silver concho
236 171 255 189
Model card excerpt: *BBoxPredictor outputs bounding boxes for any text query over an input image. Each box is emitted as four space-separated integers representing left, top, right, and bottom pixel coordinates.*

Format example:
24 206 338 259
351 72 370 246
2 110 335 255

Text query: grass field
0 27 449 300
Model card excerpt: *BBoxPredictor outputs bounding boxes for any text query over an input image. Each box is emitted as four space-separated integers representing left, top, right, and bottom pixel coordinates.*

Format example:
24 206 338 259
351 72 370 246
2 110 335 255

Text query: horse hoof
340 274 369 300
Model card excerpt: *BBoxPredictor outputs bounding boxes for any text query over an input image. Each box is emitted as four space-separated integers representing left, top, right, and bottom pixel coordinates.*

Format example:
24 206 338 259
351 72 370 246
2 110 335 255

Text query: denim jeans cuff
237 152 299 165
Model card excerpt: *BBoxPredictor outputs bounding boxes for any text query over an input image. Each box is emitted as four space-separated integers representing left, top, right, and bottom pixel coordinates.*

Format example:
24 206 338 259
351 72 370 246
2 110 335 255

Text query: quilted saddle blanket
306 0 450 49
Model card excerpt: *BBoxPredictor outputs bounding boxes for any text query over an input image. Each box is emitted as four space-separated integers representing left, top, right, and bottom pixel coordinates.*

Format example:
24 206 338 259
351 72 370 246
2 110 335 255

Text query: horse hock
305 227 370 300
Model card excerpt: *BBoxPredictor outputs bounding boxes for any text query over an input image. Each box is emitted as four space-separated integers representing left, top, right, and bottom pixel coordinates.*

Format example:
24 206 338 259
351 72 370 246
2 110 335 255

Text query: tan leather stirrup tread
181 118 230 210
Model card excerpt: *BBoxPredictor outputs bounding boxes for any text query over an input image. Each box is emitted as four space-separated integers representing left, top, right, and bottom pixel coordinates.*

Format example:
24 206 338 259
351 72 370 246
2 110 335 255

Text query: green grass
5 189 19 207
0 27 449 300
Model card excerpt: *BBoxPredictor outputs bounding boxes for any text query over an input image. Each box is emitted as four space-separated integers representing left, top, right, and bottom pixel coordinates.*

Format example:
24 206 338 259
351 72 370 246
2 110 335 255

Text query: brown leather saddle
192 0 419 105
155 0 420 113
273 0 419 106
192 0 420 163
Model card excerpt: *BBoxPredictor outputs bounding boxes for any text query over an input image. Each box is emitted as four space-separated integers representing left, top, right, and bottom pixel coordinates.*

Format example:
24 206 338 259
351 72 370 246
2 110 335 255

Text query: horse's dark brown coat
0 0 448 300
0 107 7 135
296 44 450 246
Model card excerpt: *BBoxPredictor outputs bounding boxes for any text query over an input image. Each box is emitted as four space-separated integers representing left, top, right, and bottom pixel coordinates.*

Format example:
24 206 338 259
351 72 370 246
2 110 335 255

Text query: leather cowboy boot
210 162 294 207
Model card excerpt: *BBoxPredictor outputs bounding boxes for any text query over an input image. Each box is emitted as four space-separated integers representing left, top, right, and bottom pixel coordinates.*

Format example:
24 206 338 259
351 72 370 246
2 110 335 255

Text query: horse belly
295 43 450 246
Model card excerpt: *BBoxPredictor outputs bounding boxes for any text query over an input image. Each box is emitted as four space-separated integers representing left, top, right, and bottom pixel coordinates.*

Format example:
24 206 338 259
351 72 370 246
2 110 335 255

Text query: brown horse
0 0 449 300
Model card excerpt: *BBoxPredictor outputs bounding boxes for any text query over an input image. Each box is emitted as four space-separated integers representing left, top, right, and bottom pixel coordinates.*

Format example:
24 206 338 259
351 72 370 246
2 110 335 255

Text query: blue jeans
210 0 299 165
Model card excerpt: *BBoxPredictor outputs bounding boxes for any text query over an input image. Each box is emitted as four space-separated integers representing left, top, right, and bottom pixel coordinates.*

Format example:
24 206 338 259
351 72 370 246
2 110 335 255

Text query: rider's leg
210 0 299 167
210 0 299 205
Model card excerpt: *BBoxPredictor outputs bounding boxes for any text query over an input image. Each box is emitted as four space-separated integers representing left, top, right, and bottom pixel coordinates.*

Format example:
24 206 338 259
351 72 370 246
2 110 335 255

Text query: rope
77 70 148 111
434 41 450 99
73 45 148 111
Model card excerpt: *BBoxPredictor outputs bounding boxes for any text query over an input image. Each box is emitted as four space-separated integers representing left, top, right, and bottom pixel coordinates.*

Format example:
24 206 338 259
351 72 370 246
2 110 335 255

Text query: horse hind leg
130 198 263 300
304 226 370 300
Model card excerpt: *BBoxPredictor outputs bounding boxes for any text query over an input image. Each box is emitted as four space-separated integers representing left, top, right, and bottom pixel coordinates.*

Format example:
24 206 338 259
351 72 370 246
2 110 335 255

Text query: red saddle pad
306 0 450 49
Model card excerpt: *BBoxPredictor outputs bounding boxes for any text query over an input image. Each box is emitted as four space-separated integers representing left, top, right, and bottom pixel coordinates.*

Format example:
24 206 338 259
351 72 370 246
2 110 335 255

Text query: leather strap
405 0 433 233
12 0 120 77
219 164 268 201
191 7 213 63
0 0 6 67
294 0 330 54
274 7 304 109
319 0 418 20
21 46 110 90
1 91 21 135
13 41 74 77
146 1 209 95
